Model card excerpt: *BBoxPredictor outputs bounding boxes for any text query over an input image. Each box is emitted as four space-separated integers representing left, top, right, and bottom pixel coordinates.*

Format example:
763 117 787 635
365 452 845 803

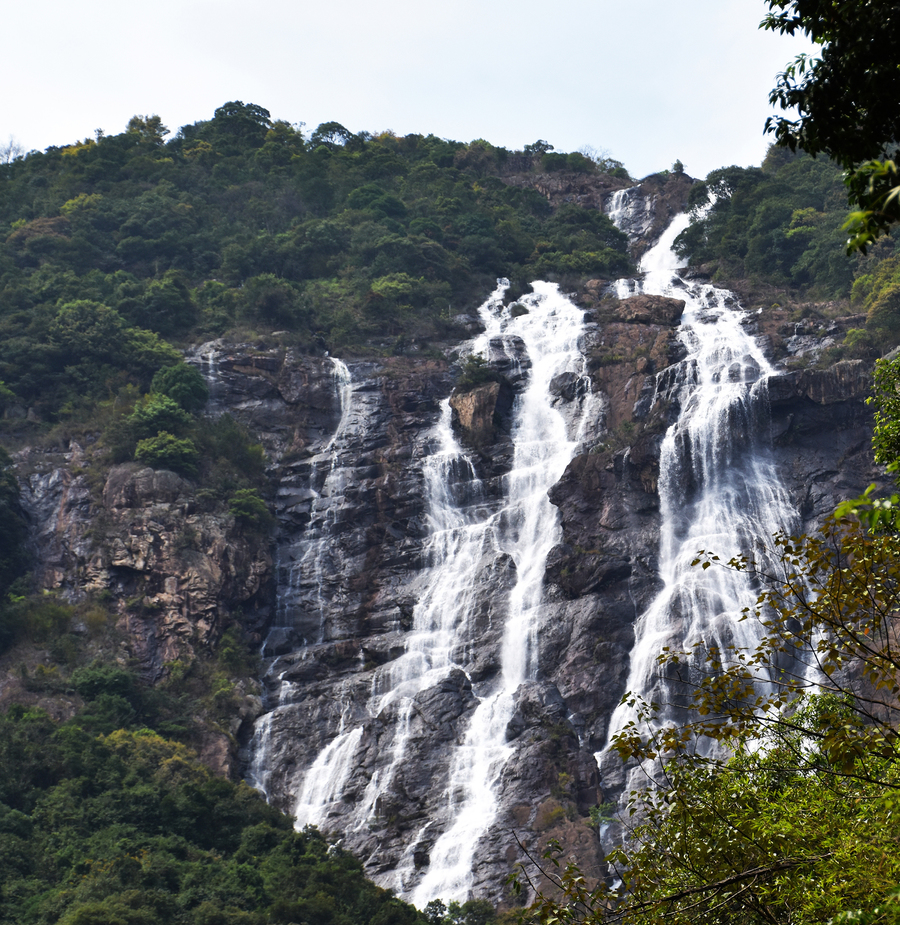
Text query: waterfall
247 357 360 800
187 340 227 416
604 186 639 229
603 213 797 754
253 279 596 903
274 358 353 640
405 281 597 904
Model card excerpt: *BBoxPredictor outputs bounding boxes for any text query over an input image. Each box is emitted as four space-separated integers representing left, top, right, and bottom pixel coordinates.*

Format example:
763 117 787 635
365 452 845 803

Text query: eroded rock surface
19 457 271 677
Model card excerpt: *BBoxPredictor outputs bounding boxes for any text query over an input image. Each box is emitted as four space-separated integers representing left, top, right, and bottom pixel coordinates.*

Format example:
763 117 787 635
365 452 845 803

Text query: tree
134 431 199 476
0 134 24 164
228 488 274 530
310 121 354 148
762 0 900 251
209 101 272 152
127 394 192 440
525 140 554 158
150 362 209 412
0 446 29 625
869 354 900 468
513 517 900 925
126 114 169 145
511 355 900 925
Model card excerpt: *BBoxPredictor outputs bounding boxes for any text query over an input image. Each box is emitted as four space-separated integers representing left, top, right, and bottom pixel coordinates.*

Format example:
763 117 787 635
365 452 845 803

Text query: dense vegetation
674 147 858 296
0 703 425 925
673 145 900 351
0 103 631 430
761 0 900 253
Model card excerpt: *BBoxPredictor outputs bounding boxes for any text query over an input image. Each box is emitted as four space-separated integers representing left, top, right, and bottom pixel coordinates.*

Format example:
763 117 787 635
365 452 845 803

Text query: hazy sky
3 0 814 180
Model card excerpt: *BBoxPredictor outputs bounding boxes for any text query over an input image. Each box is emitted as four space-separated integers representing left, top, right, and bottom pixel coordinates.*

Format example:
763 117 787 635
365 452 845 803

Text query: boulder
616 294 685 326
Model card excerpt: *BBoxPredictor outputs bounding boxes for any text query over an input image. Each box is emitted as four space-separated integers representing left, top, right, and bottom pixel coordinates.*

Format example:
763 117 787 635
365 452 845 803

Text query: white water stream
603 213 797 751
249 203 798 903
406 281 597 904
274 358 353 641
247 357 357 799
267 280 596 902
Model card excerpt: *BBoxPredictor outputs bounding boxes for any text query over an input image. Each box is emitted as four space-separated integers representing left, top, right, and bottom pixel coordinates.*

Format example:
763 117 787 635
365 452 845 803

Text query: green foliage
150 362 208 412
127 394 192 440
674 151 860 298
852 253 900 341
0 104 633 404
227 488 273 530
0 709 425 925
423 899 496 925
139 270 198 335
193 415 266 493
134 432 199 476
762 1 900 252
0 448 29 631
454 354 504 391
869 353 900 467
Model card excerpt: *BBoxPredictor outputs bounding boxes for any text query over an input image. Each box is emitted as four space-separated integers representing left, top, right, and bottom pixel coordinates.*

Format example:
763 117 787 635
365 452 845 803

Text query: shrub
127 394 192 440
134 432 199 476
455 354 504 391
228 488 273 529
151 362 209 411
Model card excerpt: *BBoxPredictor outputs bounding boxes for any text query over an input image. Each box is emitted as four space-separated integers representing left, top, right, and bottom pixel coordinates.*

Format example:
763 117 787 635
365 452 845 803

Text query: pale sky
2 0 814 180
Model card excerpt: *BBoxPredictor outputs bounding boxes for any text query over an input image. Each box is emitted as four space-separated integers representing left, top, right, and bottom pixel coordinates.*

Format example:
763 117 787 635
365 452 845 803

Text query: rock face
603 173 694 256
449 380 515 446
236 273 879 905
18 455 271 679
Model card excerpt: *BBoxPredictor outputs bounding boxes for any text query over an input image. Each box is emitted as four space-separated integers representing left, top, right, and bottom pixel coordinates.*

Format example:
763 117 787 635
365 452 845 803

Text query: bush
127 394 192 440
454 354 504 391
151 362 209 411
134 432 199 476
227 488 273 530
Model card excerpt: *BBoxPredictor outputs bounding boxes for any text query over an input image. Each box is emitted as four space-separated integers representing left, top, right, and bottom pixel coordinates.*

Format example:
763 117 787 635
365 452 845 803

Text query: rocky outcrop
449 380 514 446
765 359 882 529
232 269 886 903
18 454 271 679
602 173 694 255
768 359 872 408
500 170 629 211
614 294 685 326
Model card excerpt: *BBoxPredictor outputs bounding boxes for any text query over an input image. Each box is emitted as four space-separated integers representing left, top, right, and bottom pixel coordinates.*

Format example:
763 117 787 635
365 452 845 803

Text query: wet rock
549 372 587 402
486 335 531 385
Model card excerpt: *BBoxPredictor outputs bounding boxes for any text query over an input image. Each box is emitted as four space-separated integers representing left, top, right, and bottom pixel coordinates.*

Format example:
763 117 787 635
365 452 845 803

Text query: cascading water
603 212 798 755
274 358 353 640
187 340 227 416
252 279 597 903
247 357 361 799
405 281 598 905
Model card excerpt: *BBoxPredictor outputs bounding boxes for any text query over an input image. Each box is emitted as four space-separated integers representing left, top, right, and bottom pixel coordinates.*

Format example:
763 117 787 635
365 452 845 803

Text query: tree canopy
763 0 900 251
0 104 633 431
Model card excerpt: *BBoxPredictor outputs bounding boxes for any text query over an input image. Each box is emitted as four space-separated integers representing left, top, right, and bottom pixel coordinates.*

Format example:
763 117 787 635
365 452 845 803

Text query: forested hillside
0 698 427 925
674 145 900 351
0 102 632 425
1 97 899 923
